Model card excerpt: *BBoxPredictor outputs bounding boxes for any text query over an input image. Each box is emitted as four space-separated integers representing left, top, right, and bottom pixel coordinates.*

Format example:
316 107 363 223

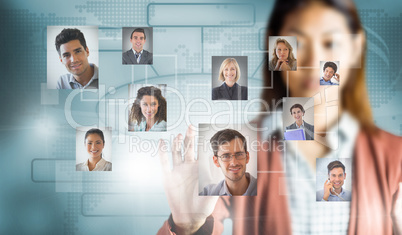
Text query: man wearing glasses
200 129 257 196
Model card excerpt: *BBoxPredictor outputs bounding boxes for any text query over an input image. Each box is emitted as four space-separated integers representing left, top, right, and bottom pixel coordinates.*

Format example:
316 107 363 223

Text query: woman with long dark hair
157 0 402 234
129 86 167 132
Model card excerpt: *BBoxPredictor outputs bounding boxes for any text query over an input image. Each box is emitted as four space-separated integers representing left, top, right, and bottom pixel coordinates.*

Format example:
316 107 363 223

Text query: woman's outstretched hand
158 126 219 235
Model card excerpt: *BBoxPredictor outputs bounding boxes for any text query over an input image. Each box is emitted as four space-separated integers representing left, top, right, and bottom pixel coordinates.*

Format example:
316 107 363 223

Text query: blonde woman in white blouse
76 128 112 171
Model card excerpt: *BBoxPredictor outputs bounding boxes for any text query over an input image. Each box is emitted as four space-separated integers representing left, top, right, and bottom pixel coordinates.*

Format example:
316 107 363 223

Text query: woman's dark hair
55 28 87 55
84 128 105 144
289 103 305 115
129 86 167 125
262 0 373 131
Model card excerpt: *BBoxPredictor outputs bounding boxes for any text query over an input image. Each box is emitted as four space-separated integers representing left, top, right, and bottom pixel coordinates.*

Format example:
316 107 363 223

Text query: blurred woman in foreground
157 0 402 234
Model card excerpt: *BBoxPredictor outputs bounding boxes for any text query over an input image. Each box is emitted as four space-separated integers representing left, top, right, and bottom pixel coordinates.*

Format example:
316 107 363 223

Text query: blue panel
148 3 255 27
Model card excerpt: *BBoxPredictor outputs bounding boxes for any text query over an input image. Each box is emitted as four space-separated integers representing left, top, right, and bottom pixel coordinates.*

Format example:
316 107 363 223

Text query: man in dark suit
122 28 153 65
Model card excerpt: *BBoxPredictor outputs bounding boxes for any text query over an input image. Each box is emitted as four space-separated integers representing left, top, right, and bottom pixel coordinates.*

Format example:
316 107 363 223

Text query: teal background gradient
1 0 402 234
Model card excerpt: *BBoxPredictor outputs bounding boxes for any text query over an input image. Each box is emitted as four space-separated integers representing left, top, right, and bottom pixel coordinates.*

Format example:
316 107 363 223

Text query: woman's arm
157 126 220 234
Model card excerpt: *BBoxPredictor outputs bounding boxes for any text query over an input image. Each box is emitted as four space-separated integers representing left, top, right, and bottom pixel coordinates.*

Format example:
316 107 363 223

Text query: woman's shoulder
285 123 295 130
212 84 224 99
357 127 402 158
304 121 314 128
76 162 87 171
133 120 146 131
212 84 224 90
153 120 167 131
104 161 112 171
359 127 402 145
355 128 402 196
157 120 167 126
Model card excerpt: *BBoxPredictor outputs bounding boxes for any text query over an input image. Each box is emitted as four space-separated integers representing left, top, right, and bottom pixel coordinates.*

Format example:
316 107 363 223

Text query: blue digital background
1 0 402 234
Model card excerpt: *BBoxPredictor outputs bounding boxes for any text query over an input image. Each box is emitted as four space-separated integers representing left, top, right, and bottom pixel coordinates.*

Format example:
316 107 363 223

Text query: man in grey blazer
285 103 314 140
122 28 153 65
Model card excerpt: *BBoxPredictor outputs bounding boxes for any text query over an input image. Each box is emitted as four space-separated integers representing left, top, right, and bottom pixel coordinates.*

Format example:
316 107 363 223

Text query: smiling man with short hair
55 28 98 89
320 61 340 85
200 129 257 196
317 160 351 201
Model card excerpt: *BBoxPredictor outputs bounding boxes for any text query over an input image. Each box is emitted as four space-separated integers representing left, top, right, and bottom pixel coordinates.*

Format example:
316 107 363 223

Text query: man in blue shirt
320 61 340 85
199 129 257 196
55 28 98 89
316 160 351 201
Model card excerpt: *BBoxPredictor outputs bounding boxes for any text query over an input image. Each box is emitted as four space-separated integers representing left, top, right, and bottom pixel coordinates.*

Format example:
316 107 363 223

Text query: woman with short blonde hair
212 57 247 100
